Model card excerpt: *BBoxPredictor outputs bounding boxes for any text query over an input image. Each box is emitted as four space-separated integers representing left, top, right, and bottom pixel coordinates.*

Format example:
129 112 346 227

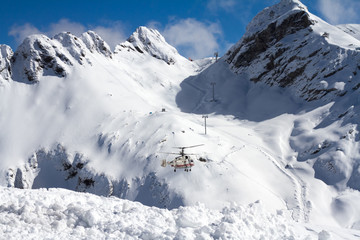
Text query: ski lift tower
214 52 219 62
202 115 208 135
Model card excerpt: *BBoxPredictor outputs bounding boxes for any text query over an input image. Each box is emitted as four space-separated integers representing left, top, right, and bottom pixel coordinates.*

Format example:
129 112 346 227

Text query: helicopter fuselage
169 155 194 172
160 144 204 172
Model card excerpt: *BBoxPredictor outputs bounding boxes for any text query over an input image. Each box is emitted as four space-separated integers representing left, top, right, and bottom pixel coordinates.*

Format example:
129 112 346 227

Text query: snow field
0 187 304 239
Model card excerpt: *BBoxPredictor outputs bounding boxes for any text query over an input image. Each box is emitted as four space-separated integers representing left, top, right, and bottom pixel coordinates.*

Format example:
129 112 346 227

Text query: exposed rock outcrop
80 31 112 58
11 31 113 83
9 143 181 208
114 26 177 65
0 45 13 81
225 0 360 102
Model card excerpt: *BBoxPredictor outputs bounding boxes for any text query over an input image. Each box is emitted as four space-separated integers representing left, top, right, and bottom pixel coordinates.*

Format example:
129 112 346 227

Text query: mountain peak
114 26 179 65
226 0 313 70
131 26 164 42
10 31 114 83
243 0 309 39
80 31 112 58
11 34 70 82
223 0 360 102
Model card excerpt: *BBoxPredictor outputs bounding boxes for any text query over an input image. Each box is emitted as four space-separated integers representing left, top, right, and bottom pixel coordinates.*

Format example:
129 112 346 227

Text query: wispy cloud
8 23 41 45
162 18 222 59
8 19 127 50
318 0 360 24
91 21 127 50
146 21 162 31
207 0 237 12
48 19 86 37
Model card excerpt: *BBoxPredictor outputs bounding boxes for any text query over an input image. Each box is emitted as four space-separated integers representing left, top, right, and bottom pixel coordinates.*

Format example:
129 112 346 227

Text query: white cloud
318 0 360 24
207 0 237 12
91 22 127 50
48 19 86 37
146 21 162 31
8 19 127 50
163 18 222 59
8 23 41 45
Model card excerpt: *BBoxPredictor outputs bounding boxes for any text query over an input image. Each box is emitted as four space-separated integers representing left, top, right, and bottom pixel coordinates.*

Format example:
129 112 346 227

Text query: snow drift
5 187 358 240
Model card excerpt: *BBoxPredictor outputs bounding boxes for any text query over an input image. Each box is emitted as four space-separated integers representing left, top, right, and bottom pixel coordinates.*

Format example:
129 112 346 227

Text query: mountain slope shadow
176 60 304 122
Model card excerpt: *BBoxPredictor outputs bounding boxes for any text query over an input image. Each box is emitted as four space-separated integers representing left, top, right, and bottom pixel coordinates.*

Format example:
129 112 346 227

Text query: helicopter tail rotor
198 157 207 162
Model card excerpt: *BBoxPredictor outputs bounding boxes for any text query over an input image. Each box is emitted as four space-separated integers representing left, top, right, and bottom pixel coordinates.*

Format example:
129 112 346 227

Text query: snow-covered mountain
177 0 360 191
0 25 211 210
1 0 360 238
224 0 360 101
10 31 112 83
115 26 179 65
176 0 360 233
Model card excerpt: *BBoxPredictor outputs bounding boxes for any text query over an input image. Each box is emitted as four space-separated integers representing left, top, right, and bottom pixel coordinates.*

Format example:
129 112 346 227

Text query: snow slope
337 24 360 42
1 0 360 238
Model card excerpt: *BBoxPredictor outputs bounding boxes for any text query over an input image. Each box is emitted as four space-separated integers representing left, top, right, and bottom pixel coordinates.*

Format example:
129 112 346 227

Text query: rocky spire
0 45 13 81
115 26 179 65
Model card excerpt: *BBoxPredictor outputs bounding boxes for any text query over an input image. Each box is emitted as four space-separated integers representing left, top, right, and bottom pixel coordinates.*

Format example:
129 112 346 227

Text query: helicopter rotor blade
173 144 204 149
159 152 180 155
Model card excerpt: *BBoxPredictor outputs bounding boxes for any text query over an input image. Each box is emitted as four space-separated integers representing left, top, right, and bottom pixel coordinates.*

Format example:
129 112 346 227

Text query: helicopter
160 144 206 172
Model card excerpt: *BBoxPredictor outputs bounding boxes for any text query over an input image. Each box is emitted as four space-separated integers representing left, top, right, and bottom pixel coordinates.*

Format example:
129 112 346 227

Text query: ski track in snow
255 146 310 223
214 121 310 223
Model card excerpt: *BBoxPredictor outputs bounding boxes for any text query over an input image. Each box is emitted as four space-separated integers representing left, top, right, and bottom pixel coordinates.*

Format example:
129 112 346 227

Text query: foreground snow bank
1 187 359 239
0 187 302 239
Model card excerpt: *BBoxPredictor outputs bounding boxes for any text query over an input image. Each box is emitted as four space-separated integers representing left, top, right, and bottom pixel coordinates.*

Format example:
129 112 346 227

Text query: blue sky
1 0 359 58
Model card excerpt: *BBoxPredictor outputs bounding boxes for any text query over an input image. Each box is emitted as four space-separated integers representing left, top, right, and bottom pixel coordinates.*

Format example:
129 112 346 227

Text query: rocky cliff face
7 143 182 209
10 31 113 83
225 0 360 102
0 45 13 82
7 27 188 83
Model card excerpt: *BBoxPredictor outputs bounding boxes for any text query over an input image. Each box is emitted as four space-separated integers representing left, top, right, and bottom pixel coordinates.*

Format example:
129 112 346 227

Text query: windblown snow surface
1 0 360 239
1 187 358 239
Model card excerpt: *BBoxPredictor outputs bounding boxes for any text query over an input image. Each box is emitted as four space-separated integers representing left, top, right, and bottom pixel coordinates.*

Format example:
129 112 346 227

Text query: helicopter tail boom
161 159 167 167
